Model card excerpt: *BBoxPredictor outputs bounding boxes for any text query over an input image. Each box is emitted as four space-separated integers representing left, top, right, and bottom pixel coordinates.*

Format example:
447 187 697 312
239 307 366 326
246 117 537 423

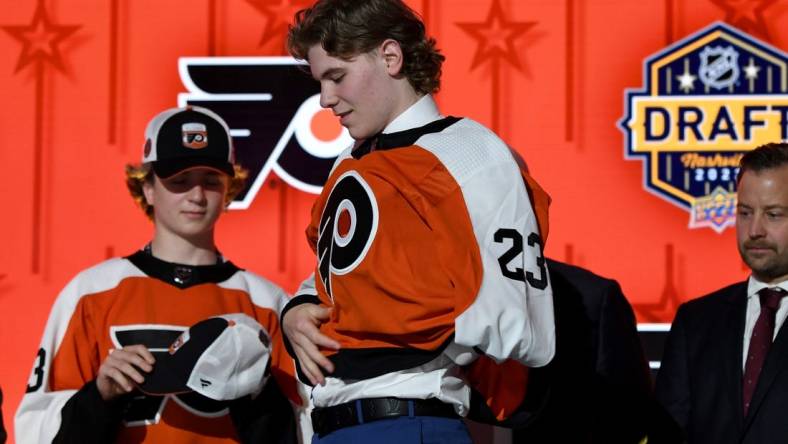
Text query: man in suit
513 259 680 443
656 142 788 444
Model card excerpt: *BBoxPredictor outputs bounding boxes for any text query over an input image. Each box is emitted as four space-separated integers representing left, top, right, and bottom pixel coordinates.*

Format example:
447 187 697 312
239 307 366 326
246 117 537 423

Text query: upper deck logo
620 23 788 232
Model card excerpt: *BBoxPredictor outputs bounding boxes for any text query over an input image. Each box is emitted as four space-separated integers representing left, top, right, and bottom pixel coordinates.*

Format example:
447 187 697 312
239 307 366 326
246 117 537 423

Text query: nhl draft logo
620 22 788 232
178 57 353 209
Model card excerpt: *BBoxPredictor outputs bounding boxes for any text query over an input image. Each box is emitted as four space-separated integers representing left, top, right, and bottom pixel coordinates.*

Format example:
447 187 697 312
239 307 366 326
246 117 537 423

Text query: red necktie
742 287 786 415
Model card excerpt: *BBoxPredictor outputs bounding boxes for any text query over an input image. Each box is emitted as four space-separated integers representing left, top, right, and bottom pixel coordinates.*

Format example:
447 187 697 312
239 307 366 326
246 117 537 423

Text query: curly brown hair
287 0 444 95
125 164 249 220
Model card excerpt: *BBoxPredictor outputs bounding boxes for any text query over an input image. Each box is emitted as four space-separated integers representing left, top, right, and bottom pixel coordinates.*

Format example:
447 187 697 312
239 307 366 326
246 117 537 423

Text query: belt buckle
312 401 359 437
365 397 406 421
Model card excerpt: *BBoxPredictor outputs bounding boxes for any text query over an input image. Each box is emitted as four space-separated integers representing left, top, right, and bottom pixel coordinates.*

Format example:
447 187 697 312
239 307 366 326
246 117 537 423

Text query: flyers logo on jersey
317 171 379 301
620 23 788 232
178 57 354 209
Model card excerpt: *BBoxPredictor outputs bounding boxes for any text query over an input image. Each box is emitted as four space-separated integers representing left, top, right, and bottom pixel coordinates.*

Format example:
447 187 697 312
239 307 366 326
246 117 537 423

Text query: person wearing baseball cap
16 106 304 444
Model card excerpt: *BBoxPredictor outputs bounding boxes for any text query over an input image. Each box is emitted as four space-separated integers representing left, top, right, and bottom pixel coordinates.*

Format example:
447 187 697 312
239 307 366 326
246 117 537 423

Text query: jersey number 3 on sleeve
26 348 46 393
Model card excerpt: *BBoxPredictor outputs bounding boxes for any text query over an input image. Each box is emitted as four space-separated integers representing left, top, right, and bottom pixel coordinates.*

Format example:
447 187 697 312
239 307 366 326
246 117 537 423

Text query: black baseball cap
138 314 270 401
142 106 235 178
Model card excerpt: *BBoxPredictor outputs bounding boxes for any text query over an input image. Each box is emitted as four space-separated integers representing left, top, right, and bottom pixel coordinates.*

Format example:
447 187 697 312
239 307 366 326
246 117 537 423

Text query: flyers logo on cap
620 22 788 233
169 330 190 354
177 57 353 209
109 325 226 425
182 123 208 149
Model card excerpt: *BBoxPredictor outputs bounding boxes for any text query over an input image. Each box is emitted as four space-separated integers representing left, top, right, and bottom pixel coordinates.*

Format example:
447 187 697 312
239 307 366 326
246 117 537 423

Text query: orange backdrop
3 0 785 440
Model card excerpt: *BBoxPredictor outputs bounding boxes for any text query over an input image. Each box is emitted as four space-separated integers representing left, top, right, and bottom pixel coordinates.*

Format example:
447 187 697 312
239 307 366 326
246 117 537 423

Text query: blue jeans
312 415 472 444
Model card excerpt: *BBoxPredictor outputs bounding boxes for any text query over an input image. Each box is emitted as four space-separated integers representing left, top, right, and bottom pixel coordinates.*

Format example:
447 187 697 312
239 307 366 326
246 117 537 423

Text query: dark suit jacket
656 281 788 444
513 259 679 443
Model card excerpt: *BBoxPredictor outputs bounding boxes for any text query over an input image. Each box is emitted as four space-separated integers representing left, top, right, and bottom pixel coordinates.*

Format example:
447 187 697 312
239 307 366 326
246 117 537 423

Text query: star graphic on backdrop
676 69 697 93
744 58 761 79
2 0 80 73
456 0 537 72
247 0 311 48
711 0 776 40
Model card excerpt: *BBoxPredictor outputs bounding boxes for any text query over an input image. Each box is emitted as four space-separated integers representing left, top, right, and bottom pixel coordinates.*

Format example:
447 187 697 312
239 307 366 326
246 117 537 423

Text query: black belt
311 397 459 436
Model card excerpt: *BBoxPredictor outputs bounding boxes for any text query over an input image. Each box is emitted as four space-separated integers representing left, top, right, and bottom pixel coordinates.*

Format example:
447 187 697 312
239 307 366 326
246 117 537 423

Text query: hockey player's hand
283 304 340 386
97 345 155 401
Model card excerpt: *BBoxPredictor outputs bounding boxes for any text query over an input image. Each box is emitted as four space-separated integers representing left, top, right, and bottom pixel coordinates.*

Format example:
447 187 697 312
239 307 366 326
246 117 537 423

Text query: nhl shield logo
698 46 740 90
620 22 788 233
182 123 208 149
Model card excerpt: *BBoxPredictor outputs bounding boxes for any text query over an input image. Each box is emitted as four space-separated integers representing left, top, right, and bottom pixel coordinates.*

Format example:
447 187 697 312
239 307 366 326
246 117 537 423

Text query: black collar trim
352 116 462 159
126 250 240 289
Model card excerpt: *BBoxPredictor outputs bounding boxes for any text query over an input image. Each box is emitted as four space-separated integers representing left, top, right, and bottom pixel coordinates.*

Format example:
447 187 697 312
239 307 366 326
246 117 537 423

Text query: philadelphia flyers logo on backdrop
317 171 379 301
177 57 354 209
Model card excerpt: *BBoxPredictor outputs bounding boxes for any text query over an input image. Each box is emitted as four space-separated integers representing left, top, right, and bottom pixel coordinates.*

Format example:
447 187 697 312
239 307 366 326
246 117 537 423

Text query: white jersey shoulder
416 117 514 185
220 270 290 314
15 257 143 444
50 258 145 349
420 117 556 368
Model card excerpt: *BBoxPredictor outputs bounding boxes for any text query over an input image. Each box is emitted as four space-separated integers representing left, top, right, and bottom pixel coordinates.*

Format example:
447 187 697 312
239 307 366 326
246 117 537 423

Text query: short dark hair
287 0 444 95
738 142 788 182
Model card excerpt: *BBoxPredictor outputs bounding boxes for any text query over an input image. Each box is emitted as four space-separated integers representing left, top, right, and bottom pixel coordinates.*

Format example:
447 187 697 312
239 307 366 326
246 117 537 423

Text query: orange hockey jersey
288 98 555 418
16 250 300 444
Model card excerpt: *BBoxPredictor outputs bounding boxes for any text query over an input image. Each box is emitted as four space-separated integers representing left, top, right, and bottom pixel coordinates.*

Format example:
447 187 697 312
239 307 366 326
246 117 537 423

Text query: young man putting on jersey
16 106 300 444
281 1 556 442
